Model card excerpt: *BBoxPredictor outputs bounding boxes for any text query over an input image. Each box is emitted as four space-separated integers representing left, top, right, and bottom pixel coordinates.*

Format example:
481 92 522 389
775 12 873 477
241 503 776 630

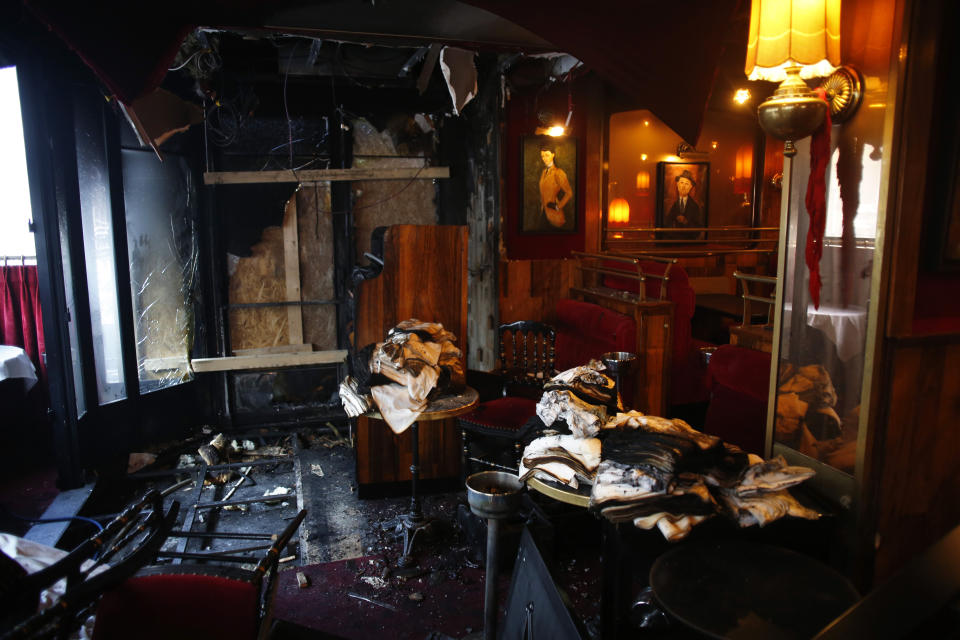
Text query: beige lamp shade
608 197 630 225
636 170 651 194
734 145 753 193
745 0 841 81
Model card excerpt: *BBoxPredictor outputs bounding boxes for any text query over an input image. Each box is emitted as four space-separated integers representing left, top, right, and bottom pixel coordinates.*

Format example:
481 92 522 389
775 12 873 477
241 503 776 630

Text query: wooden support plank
232 344 313 356
282 197 303 345
203 167 450 185
191 350 347 373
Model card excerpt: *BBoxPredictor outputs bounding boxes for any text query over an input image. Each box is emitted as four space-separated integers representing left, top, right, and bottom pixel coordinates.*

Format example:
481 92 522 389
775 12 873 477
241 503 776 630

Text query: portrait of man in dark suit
658 162 708 239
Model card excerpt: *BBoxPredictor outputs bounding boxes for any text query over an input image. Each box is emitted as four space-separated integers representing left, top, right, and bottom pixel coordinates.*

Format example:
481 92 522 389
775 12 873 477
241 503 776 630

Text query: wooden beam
232 344 313 356
203 167 450 185
282 196 303 345
190 350 347 373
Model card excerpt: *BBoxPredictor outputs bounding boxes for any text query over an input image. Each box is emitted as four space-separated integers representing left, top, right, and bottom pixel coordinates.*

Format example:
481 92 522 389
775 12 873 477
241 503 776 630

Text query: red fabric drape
804 89 832 310
0 265 47 384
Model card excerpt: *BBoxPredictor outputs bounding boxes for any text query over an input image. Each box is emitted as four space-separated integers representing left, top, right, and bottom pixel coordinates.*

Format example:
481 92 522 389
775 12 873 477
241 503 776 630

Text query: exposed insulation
229 224 290 351
351 118 437 258
228 184 339 353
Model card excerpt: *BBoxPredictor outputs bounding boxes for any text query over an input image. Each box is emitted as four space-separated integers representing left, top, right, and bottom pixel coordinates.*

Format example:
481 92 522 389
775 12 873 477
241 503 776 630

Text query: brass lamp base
757 65 827 158
758 64 864 157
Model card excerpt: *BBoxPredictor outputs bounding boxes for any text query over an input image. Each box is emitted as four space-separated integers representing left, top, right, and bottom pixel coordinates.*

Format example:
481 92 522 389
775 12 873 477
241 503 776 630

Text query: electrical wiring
168 48 206 72
283 42 297 169
350 165 427 212
0 503 105 533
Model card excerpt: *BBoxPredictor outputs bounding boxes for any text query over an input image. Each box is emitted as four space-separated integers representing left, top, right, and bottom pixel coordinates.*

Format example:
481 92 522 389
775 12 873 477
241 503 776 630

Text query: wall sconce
733 145 753 194
677 142 709 160
636 170 651 195
746 0 863 157
608 197 630 225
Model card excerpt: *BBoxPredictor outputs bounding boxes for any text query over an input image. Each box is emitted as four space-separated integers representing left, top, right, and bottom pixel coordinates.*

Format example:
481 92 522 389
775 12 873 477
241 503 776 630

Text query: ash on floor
127 421 603 638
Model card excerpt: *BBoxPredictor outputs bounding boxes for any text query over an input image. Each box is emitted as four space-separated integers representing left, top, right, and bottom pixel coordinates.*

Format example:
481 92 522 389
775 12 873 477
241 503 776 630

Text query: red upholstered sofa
555 298 636 371
599 260 713 407
702 344 772 454
554 297 638 406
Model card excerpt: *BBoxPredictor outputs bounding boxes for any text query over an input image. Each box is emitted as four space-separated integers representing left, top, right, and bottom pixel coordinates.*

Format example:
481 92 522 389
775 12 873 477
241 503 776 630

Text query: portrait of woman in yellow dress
521 137 577 233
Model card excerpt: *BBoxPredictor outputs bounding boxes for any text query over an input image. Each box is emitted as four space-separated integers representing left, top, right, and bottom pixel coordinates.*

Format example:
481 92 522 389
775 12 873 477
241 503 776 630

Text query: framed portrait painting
520 136 578 233
656 161 709 237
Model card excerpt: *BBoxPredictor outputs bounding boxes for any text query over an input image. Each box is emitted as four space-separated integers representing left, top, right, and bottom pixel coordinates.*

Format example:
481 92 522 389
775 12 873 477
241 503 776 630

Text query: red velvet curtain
0 265 46 384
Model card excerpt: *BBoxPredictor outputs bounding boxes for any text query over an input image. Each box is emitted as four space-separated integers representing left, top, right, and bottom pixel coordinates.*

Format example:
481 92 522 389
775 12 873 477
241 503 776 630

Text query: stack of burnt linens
519 362 817 541
339 319 464 434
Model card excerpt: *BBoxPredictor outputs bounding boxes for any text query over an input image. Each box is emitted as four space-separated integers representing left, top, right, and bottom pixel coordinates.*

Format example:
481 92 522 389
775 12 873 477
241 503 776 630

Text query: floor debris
360 576 388 589
347 592 399 612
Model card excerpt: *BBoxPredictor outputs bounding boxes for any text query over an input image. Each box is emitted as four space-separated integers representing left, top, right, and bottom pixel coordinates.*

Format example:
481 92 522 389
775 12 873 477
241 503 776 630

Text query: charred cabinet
354 225 468 489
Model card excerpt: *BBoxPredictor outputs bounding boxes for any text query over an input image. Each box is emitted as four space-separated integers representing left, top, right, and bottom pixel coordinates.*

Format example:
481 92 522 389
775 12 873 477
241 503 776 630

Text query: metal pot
466 471 523 520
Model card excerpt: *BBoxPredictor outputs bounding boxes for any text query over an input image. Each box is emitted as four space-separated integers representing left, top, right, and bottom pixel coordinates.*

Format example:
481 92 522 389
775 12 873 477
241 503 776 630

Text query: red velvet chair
554 298 636 405
554 298 636 371
91 509 306 640
703 344 772 454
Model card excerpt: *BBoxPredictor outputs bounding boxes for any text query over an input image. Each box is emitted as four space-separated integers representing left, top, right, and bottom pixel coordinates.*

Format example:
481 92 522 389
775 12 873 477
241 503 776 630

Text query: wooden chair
91 509 306 640
458 321 556 480
728 271 778 353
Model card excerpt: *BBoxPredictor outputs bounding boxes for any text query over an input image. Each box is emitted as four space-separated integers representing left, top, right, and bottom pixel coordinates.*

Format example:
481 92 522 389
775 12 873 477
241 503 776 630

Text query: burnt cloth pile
534 362 621 438
339 319 464 434
517 363 620 489
591 414 817 541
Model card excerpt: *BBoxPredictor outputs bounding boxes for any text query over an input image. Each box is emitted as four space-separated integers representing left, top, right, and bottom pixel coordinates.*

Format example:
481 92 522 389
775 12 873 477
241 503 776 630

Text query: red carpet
272 555 512 639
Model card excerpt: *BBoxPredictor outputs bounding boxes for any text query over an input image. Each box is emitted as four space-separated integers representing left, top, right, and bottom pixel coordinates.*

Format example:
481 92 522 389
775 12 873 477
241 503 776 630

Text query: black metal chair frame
1 490 179 640
460 321 556 479
89 508 307 640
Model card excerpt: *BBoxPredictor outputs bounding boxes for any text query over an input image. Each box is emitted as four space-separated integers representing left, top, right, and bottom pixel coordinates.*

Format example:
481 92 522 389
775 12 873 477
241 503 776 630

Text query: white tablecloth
784 304 868 362
0 345 38 391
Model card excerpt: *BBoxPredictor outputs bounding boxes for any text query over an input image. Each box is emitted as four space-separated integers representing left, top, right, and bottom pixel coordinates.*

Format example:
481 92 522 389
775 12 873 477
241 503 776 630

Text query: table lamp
746 0 862 157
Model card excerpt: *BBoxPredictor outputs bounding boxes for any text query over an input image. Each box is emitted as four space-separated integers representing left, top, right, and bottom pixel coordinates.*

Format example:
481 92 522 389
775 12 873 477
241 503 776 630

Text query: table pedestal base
382 512 432 567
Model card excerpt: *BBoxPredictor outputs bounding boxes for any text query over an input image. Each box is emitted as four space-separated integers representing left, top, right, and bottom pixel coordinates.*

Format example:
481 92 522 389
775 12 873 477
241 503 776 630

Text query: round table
526 475 590 507
373 386 478 567
649 539 859 639
0 345 38 391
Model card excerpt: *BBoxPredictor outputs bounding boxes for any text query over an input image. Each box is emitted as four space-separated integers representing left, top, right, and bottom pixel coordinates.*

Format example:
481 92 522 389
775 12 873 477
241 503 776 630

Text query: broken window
122 148 199 392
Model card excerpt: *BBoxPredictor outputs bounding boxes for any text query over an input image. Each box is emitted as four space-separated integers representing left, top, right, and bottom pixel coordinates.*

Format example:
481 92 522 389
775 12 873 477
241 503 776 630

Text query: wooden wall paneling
873 339 960 581
584 75 605 254
354 417 461 484
884 0 939 337
354 225 468 486
498 259 577 327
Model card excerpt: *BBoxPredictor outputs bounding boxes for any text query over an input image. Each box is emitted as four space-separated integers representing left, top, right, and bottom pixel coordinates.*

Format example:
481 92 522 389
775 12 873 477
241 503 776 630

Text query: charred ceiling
19 0 748 145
